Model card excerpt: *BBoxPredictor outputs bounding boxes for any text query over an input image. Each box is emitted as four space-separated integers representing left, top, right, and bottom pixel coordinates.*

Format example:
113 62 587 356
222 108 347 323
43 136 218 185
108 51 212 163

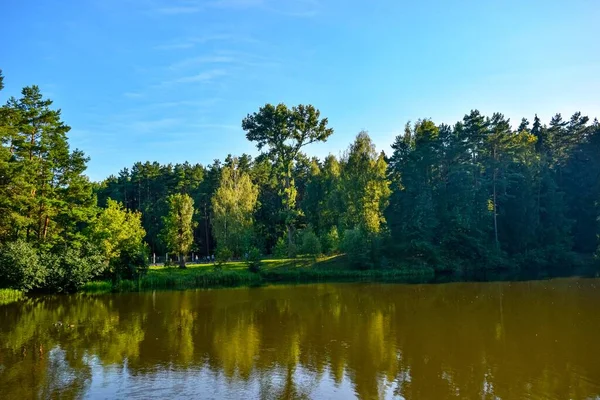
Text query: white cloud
123 91 143 98
169 55 236 70
172 69 228 84
149 99 223 109
152 0 319 17
190 123 240 130
153 34 248 51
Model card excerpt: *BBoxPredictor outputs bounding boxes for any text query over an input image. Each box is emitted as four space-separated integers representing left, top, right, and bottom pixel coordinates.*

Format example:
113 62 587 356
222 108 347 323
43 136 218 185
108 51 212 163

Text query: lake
1 278 599 399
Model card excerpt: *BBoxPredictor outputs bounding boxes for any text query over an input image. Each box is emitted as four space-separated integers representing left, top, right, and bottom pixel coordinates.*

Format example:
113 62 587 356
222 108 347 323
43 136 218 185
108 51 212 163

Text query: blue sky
2 0 599 181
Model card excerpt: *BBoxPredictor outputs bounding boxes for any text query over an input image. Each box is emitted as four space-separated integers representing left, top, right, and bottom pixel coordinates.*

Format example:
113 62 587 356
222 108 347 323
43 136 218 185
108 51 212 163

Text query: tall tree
211 159 259 256
161 193 196 268
2 85 95 245
340 132 391 234
251 154 284 253
242 103 333 249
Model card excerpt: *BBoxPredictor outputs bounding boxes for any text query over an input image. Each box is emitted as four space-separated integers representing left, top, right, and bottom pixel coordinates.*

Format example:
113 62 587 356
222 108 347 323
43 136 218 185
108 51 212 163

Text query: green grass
82 255 435 293
0 288 25 305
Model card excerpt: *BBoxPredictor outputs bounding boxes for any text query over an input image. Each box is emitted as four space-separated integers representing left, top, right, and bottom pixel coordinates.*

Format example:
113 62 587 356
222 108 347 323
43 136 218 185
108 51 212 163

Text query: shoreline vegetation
0 255 436 301
81 255 436 294
1 254 595 303
2 70 600 299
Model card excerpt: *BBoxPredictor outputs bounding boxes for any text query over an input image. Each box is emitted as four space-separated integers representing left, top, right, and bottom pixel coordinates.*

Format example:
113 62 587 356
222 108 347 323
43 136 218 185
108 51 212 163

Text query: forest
1 70 599 293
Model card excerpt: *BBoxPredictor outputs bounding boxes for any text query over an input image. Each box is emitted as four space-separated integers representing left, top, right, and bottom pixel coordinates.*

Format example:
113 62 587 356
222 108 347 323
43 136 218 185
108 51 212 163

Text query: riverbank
81 255 435 293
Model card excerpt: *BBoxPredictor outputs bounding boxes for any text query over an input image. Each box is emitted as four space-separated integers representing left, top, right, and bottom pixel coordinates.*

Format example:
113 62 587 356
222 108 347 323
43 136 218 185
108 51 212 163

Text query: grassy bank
82 255 435 293
0 288 25 305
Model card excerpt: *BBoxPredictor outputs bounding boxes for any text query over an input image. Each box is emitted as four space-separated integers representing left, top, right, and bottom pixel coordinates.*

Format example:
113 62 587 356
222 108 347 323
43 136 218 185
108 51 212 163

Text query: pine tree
3 85 95 244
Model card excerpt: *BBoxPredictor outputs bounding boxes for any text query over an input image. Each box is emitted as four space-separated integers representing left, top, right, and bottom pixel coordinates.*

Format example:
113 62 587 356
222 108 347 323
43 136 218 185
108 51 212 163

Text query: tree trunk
205 204 210 257
42 215 49 240
287 224 293 248
284 171 294 249
179 253 186 269
492 145 499 249
493 172 499 249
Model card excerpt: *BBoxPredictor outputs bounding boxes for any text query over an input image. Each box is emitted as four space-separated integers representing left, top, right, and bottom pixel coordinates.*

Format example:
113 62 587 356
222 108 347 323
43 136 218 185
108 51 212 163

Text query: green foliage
0 288 25 305
300 228 321 257
301 155 343 235
164 257 175 268
212 161 258 257
114 246 150 281
340 132 391 234
341 229 372 270
243 103 334 251
3 70 600 292
246 247 262 273
273 237 288 258
94 161 211 256
216 246 233 266
287 240 298 258
161 193 196 268
43 242 105 293
0 240 46 291
321 226 340 255
89 198 147 280
0 240 105 293
385 113 600 271
0 85 95 245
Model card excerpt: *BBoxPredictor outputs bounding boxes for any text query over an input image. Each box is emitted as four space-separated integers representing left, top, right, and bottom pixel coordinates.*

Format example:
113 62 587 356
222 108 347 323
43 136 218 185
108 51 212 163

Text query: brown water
1 279 599 399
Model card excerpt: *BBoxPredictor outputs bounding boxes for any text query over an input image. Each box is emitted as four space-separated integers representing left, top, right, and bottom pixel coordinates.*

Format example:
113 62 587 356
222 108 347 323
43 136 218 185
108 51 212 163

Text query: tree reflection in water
1 279 599 399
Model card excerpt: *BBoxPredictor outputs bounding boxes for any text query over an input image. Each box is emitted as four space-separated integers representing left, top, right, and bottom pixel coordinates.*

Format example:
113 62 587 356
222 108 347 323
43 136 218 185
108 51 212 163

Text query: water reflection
1 279 600 399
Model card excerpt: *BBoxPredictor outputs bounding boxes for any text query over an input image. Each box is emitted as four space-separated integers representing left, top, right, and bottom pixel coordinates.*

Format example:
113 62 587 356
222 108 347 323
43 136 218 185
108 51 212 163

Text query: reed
0 288 25 305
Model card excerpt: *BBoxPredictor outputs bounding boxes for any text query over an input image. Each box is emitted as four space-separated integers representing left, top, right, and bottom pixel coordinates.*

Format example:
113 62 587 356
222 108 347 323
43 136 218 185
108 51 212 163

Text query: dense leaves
212 159 259 257
88 199 147 280
0 240 46 291
242 103 334 252
386 113 600 271
161 193 196 268
1 71 599 292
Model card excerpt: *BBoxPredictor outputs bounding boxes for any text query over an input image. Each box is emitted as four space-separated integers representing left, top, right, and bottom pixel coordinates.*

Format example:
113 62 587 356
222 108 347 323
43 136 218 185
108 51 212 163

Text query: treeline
1 70 599 292
98 106 600 271
387 113 600 270
0 71 149 292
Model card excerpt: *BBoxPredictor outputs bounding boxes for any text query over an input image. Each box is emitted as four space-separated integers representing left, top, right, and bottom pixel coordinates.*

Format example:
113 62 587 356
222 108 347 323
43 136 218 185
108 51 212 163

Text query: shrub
112 245 149 280
164 257 175 268
0 240 46 292
273 234 298 258
300 228 321 257
44 242 105 293
273 237 287 258
321 226 340 255
287 241 298 258
341 228 371 270
246 247 262 273
216 246 232 265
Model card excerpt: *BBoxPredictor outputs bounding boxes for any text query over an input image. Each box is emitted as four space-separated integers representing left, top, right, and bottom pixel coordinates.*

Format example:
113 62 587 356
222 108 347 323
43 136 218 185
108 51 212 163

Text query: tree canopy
161 193 196 268
2 70 600 292
212 159 259 257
